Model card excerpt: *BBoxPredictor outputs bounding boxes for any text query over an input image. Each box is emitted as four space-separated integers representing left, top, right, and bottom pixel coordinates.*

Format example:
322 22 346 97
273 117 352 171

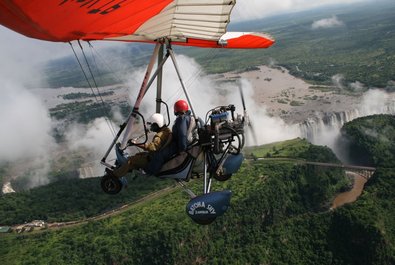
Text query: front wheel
101 174 123 195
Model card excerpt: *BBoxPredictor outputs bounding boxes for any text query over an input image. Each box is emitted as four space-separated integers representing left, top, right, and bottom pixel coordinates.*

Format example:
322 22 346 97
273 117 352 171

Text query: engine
198 105 245 154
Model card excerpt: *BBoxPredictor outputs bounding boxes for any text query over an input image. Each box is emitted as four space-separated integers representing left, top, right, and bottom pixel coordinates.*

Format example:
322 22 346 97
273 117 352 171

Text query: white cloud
0 79 55 188
312 16 345 29
0 80 54 161
0 26 70 87
67 118 115 156
0 27 58 164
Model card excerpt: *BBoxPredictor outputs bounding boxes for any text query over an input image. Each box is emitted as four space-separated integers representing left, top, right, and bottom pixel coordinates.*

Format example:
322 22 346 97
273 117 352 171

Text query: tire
101 174 123 195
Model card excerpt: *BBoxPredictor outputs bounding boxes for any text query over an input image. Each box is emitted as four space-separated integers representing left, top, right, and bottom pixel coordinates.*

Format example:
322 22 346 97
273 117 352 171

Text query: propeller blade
246 120 259 146
238 82 259 146
239 84 247 111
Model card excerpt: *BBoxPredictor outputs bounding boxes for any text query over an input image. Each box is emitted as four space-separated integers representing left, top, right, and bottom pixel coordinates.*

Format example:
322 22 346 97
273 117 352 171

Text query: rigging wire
89 43 150 119
87 42 125 107
88 43 125 85
78 41 117 135
69 41 116 136
87 42 106 87
88 43 141 137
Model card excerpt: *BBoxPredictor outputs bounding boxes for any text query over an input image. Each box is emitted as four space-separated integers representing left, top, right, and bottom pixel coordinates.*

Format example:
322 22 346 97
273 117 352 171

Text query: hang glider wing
0 0 274 49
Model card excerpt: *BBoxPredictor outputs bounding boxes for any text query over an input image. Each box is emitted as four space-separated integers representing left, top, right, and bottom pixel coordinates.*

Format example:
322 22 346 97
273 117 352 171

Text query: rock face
299 110 360 143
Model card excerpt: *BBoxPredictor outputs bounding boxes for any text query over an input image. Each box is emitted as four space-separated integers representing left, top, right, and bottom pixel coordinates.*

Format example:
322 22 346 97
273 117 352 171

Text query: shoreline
330 171 368 210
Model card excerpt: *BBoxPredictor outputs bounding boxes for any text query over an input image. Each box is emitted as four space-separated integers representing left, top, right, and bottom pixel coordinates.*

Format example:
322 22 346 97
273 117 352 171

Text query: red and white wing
0 0 274 48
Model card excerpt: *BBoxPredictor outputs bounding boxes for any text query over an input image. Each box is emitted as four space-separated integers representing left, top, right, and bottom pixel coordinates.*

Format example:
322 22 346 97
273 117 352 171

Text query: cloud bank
0 80 54 161
0 78 55 188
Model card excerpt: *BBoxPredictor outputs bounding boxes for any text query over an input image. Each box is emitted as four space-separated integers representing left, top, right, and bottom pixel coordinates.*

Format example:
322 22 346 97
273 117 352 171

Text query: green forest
49 100 131 125
1 114 394 264
341 114 395 167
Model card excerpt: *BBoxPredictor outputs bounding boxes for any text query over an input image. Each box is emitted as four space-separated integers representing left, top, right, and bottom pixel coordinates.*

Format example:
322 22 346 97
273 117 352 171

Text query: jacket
143 126 171 152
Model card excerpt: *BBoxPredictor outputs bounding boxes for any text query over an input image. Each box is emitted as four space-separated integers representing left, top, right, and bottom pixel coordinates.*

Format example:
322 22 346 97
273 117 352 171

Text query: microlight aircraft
0 0 274 224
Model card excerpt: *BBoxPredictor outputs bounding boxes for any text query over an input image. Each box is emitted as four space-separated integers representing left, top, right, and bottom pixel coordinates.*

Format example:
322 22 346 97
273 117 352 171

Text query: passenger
112 113 171 177
144 99 194 175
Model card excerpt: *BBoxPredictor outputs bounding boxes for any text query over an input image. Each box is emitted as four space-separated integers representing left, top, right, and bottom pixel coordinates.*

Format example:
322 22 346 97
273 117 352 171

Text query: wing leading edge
0 0 274 49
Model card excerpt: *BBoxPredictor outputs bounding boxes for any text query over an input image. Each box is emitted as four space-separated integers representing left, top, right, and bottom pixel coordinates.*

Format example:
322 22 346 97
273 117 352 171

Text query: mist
124 54 220 121
359 89 395 115
0 27 132 188
0 78 55 188
304 89 395 163
332 74 345 89
123 54 300 147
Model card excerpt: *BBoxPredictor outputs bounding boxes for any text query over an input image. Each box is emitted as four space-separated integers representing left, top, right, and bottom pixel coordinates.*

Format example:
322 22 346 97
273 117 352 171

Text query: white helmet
147 113 165 128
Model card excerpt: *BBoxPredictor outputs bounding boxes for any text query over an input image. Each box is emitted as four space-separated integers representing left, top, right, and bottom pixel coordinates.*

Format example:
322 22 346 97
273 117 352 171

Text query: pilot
112 113 171 177
144 99 194 175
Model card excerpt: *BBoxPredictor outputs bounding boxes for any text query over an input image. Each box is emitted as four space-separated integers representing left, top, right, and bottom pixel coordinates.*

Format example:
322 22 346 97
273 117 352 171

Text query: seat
156 145 201 180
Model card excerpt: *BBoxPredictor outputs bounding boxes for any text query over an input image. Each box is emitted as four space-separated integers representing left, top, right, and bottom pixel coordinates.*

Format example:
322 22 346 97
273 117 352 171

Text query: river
331 171 367 209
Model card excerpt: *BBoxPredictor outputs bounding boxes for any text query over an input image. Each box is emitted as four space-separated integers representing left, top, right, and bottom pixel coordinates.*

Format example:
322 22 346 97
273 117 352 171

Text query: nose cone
186 190 232 224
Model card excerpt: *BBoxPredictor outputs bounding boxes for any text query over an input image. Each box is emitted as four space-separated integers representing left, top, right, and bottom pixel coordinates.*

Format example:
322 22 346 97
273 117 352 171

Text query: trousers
113 152 150 177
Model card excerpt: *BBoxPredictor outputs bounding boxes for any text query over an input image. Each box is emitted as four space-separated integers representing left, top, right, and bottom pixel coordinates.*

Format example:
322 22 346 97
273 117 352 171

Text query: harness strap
187 117 196 144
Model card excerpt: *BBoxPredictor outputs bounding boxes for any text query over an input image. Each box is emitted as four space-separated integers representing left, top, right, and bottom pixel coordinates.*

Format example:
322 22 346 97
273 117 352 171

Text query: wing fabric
0 0 174 42
109 0 234 43
173 32 275 49
0 0 274 49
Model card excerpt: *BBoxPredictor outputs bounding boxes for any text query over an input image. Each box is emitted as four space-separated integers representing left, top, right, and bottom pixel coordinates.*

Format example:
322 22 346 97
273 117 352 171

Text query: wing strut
101 40 199 167
156 44 164 114
168 44 197 120
101 42 161 165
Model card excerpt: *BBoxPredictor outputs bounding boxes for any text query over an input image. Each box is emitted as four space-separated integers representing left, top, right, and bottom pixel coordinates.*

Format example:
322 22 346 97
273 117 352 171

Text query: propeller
238 83 259 146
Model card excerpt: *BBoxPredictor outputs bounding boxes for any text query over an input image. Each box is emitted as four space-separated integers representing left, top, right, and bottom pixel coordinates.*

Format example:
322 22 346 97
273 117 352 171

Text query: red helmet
174 100 189 114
